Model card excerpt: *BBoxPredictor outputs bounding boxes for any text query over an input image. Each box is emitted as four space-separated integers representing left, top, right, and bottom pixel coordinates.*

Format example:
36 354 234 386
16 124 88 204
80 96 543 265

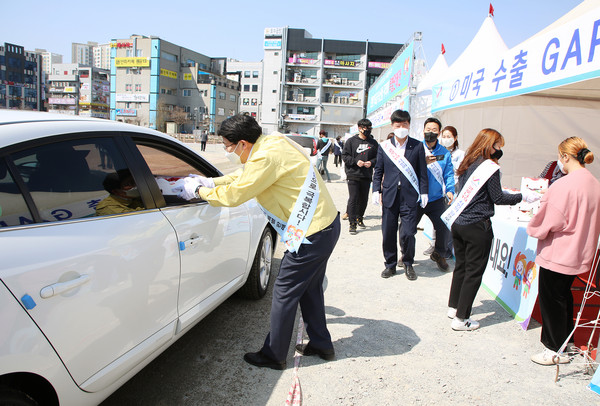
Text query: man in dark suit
372 110 428 281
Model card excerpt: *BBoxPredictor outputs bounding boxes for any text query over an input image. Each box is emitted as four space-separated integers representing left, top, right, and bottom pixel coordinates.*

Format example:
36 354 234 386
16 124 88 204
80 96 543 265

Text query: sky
1 0 584 68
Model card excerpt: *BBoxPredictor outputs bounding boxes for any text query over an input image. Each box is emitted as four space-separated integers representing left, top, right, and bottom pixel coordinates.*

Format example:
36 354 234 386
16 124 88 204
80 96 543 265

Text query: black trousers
538 266 576 352
334 154 342 166
260 214 341 362
415 198 452 257
382 190 418 268
449 219 493 319
347 178 371 224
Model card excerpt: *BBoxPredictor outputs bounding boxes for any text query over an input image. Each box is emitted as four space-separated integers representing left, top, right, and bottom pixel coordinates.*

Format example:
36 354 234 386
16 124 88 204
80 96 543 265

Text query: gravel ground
102 142 600 406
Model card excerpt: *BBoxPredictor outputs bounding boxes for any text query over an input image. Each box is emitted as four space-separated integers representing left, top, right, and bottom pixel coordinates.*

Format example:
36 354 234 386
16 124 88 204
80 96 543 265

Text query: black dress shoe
295 343 335 360
243 351 286 370
404 263 417 281
381 267 396 278
430 251 449 271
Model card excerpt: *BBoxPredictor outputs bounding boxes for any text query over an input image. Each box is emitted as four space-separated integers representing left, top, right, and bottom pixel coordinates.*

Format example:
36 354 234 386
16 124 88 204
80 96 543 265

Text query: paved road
101 141 599 406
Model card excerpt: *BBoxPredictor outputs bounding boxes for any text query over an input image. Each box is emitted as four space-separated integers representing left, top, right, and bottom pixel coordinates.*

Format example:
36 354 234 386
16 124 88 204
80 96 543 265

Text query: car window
11 138 143 222
135 144 209 206
0 159 33 228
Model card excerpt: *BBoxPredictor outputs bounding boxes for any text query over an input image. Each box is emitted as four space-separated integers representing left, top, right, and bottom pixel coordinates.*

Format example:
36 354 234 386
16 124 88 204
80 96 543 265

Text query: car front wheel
238 228 274 299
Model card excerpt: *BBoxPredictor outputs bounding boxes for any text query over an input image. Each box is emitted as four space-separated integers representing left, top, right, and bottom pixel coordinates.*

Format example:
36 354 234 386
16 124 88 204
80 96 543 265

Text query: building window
274 52 279 56
135 49 143 57
272 89 277 93
243 98 249 105
273 71 277 75
252 85 258 92
160 88 166 94
251 98 257 106
126 84 132 91
126 49 133 57
244 71 250 78
229 94 236 102
252 71 259 78
243 84 250 92
271 108 276 112
183 89 192 97
218 91 226 100
135 84 142 92
251 112 257 117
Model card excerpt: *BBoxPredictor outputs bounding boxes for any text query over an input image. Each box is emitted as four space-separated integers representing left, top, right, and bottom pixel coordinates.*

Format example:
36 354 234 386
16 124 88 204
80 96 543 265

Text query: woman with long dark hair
446 128 539 331
527 137 600 365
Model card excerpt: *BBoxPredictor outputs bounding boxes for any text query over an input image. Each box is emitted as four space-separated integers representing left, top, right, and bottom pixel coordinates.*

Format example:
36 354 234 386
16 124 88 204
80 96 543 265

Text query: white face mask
439 137 454 148
123 186 140 198
393 127 409 139
557 158 566 174
225 143 242 165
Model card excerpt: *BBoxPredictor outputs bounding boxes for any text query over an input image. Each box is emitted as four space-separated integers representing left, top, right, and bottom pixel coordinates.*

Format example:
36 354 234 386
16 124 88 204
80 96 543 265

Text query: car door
128 138 252 330
0 135 181 392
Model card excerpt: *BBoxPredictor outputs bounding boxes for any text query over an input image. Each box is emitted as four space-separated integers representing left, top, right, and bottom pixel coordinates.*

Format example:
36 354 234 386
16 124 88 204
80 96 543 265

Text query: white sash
381 139 420 199
425 145 446 194
317 139 332 157
441 159 500 229
258 135 320 253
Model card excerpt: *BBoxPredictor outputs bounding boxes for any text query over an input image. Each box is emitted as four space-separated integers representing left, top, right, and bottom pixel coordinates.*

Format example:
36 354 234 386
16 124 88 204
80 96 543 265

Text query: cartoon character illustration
513 252 526 290
522 261 537 298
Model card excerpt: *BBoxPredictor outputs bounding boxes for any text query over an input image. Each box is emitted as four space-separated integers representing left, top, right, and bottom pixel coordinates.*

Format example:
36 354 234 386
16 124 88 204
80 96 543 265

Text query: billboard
366 42 414 114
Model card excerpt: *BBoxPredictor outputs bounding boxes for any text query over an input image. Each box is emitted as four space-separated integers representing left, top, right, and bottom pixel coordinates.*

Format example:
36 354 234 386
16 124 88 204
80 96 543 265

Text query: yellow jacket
198 134 337 236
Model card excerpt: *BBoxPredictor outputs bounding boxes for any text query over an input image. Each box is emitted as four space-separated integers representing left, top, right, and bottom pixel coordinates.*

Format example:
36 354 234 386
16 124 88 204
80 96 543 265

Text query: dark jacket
454 157 522 225
317 137 333 155
342 135 379 180
372 136 428 208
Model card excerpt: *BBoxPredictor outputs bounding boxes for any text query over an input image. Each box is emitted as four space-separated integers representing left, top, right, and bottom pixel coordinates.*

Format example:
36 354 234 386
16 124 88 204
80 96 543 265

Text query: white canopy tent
430 0 600 188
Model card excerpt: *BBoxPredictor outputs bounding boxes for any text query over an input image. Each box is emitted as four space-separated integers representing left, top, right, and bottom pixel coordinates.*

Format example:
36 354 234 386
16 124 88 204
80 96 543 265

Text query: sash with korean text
257 164 319 253
425 145 446 194
317 139 332 157
381 139 420 200
441 159 499 229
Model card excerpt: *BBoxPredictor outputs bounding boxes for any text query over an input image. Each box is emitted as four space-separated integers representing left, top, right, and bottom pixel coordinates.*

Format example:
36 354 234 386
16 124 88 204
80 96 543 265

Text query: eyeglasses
223 142 237 151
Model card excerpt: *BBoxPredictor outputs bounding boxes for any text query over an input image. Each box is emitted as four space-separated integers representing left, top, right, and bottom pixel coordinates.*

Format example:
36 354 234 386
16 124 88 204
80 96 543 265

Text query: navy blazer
372 136 428 208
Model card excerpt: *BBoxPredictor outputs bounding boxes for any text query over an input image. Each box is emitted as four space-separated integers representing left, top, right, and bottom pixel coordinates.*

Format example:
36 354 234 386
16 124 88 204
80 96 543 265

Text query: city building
47 63 110 118
71 41 97 66
227 59 262 119
0 42 43 110
261 27 403 137
72 41 111 70
93 43 111 70
110 35 240 133
35 48 63 77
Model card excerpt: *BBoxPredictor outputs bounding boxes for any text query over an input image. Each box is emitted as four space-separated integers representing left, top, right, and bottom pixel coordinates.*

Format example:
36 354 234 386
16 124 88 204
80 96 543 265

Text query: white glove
188 174 215 188
521 189 541 203
420 194 429 208
372 191 381 206
173 176 206 200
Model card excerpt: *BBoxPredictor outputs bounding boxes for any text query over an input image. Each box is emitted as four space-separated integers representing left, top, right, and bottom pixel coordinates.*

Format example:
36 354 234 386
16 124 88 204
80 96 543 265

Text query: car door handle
179 235 201 251
40 274 91 299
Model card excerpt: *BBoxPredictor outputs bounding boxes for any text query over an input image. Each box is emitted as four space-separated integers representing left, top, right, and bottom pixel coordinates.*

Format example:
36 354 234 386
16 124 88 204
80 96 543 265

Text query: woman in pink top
527 137 600 366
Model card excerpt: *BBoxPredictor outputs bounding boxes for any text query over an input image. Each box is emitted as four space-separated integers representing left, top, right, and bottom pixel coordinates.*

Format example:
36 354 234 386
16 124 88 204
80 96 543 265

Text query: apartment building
72 42 111 70
47 63 110 119
0 42 43 110
227 59 262 119
261 27 403 137
35 48 63 77
110 35 239 133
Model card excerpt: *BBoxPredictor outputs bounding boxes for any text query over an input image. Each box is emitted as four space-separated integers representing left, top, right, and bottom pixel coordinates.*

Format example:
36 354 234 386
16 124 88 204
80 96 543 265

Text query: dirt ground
103 142 600 406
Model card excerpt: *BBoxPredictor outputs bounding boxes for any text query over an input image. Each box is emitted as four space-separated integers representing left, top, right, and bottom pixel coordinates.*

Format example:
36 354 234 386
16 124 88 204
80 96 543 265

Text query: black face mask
424 132 438 143
362 129 372 137
491 148 503 160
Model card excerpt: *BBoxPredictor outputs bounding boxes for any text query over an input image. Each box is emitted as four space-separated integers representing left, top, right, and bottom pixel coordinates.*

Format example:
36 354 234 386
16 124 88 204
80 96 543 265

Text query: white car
0 111 275 405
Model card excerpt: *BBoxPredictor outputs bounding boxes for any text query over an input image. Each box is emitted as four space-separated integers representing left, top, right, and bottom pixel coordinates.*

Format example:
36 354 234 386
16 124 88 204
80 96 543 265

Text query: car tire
0 386 38 406
238 228 274 300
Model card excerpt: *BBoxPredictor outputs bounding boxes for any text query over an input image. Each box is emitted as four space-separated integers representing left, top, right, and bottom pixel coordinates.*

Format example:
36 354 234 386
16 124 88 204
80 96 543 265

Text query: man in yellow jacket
178 114 340 370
